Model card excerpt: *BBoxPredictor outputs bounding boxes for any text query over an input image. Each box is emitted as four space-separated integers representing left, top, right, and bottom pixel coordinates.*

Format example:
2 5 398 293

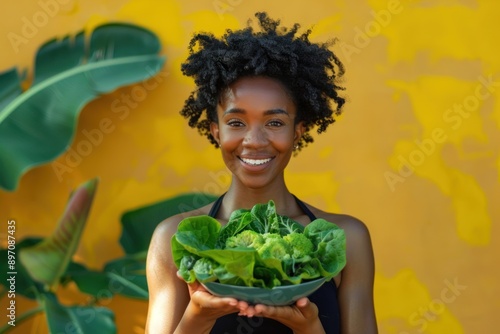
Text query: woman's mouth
239 157 273 166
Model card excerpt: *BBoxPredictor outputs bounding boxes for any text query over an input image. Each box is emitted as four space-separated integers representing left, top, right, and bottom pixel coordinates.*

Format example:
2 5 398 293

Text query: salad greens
171 200 346 288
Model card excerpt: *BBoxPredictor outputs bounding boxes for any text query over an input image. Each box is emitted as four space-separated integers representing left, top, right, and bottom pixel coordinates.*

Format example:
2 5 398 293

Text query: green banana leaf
62 262 111 298
119 193 218 254
66 252 149 300
0 22 165 191
103 252 149 299
19 178 98 291
41 293 116 334
0 68 23 110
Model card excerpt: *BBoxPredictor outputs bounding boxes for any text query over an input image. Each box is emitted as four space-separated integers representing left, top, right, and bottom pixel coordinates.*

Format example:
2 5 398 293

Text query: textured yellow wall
1 0 499 333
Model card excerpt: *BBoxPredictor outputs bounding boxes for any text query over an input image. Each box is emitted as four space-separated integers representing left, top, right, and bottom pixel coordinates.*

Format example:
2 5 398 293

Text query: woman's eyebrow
223 108 289 116
223 108 245 116
264 108 289 116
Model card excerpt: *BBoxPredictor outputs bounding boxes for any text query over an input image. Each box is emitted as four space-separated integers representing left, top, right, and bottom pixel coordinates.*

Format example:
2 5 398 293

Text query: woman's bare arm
145 215 249 334
336 215 378 333
145 217 194 333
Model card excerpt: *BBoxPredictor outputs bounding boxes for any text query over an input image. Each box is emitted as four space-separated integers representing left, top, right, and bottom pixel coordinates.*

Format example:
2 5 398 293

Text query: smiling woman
145 12 377 334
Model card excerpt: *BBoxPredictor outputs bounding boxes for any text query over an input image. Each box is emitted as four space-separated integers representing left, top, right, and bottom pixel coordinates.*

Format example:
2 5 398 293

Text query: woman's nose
243 126 268 147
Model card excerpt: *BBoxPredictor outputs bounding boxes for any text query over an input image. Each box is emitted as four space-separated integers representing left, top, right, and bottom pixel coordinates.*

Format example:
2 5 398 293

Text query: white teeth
241 158 272 166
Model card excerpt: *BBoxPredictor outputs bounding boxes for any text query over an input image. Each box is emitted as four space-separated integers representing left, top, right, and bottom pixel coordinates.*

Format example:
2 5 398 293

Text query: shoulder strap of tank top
208 193 225 218
292 194 317 221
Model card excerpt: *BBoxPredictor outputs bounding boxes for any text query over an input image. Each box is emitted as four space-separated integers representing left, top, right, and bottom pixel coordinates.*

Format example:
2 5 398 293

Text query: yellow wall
1 0 499 333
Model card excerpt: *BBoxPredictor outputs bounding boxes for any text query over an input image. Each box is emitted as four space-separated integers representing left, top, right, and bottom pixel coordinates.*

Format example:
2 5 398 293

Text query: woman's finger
295 297 318 319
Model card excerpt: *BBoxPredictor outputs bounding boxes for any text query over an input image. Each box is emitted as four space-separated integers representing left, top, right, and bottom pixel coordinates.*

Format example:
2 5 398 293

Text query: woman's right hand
180 273 251 322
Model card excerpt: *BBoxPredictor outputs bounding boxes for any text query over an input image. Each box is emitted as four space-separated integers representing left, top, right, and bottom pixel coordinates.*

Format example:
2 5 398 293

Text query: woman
146 12 377 334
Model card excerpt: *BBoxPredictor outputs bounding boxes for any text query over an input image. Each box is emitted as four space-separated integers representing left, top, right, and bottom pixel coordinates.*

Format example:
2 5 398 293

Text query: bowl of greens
171 200 346 305
202 277 326 306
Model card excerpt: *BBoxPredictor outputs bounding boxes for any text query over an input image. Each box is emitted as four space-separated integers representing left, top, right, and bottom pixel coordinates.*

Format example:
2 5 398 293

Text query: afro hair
180 12 345 151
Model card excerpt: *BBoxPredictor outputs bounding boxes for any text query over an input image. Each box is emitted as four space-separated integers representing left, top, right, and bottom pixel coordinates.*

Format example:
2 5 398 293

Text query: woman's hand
179 273 250 322
243 297 326 334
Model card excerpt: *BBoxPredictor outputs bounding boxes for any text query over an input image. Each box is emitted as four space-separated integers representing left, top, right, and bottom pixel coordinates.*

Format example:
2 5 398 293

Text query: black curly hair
180 12 345 151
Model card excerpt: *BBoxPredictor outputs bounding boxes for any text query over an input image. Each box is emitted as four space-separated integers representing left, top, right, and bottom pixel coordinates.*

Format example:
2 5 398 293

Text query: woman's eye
268 120 284 127
227 119 244 127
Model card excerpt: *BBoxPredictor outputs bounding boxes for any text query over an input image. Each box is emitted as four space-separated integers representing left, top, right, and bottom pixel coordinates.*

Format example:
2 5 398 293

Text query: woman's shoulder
308 206 372 242
306 204 375 288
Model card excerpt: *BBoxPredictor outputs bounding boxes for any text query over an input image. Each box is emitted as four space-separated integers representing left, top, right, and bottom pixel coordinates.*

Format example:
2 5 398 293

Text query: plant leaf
119 193 218 254
0 238 43 299
63 262 111 298
19 178 98 291
304 219 347 280
0 22 165 191
64 252 148 300
249 201 280 234
174 216 221 253
41 293 116 334
0 68 23 111
103 252 149 299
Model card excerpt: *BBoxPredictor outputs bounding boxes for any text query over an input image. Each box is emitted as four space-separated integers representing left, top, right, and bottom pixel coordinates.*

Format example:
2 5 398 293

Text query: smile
240 157 273 166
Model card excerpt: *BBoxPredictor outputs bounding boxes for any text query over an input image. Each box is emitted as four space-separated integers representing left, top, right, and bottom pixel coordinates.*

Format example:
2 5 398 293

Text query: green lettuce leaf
174 215 221 254
304 219 346 280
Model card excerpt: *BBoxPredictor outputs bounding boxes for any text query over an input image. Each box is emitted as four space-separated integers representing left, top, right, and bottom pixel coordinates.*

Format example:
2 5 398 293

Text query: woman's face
211 76 304 189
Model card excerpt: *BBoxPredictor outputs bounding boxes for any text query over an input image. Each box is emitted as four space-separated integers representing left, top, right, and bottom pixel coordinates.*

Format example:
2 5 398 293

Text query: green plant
0 178 217 333
0 22 165 191
172 200 347 289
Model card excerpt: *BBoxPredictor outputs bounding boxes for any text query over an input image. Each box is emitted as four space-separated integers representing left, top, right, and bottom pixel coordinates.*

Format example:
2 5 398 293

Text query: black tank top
208 194 341 334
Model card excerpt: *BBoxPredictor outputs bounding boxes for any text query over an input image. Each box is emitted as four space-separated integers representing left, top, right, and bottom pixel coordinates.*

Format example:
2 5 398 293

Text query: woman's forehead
220 76 294 106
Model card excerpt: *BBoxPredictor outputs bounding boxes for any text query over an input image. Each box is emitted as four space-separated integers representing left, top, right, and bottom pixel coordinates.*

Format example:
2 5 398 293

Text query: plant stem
0 305 43 334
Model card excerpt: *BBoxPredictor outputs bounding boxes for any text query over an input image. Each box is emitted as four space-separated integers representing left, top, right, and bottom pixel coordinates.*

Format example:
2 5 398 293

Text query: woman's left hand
240 297 326 334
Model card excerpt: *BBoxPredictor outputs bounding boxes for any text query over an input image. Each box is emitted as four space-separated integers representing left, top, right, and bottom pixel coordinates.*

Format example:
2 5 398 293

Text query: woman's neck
217 181 301 220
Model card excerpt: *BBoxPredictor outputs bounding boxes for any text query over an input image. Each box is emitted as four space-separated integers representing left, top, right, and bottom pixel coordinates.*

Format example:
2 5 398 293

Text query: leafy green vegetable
174 215 220 253
284 233 314 260
193 258 218 282
305 219 347 278
215 210 253 248
171 200 346 288
226 230 264 249
258 236 290 260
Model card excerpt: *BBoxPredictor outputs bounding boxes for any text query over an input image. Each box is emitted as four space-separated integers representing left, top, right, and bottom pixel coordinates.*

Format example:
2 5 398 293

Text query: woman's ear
294 121 305 145
210 122 220 144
